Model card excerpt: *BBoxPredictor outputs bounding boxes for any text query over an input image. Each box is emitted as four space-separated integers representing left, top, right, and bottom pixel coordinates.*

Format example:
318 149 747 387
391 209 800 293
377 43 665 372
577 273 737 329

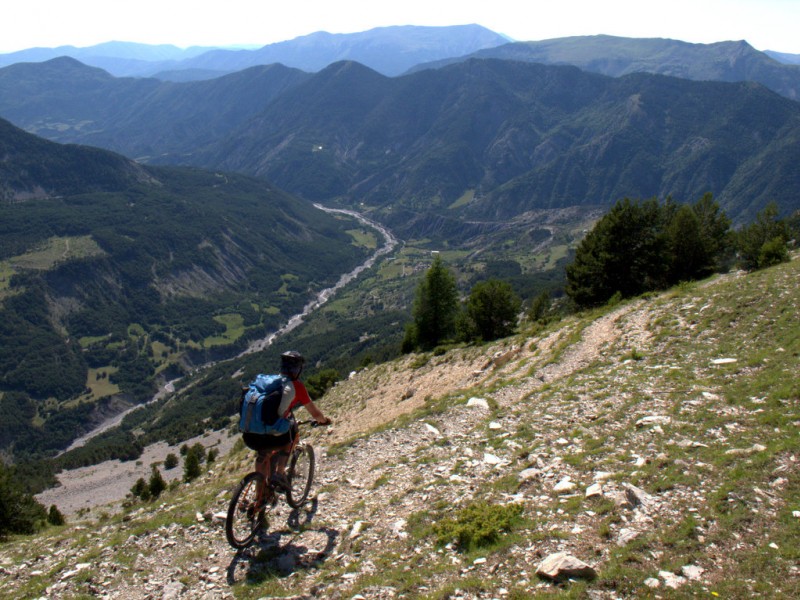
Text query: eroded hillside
1 256 798 599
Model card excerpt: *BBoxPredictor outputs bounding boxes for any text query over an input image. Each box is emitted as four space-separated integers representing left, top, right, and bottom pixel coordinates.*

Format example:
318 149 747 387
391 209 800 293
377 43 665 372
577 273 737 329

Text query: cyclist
242 350 331 491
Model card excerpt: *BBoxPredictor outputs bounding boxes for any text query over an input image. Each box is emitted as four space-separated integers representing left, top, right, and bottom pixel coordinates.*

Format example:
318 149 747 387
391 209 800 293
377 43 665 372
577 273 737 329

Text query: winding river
242 204 399 355
64 205 398 452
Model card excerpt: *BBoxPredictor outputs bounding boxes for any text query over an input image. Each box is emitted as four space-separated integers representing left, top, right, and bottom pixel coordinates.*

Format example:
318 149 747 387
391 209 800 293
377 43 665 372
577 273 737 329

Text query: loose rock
536 552 597 581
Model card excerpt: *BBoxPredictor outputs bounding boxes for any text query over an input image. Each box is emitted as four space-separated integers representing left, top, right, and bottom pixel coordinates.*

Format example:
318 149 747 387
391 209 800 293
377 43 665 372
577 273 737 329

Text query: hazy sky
2 0 799 54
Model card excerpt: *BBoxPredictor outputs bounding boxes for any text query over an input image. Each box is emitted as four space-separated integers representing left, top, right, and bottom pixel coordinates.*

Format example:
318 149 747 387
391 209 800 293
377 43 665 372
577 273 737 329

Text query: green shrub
130 477 151 501
736 202 791 270
758 236 790 268
432 501 524 552
47 504 65 526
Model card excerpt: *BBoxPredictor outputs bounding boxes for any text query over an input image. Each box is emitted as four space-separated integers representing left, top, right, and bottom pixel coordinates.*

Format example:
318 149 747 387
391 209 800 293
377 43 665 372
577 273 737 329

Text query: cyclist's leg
270 424 297 485
271 448 290 477
255 449 272 478
254 449 274 501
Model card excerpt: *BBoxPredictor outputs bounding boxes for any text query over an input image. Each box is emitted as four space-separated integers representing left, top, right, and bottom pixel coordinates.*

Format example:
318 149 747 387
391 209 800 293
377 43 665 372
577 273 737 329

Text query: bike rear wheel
225 472 272 549
287 444 315 508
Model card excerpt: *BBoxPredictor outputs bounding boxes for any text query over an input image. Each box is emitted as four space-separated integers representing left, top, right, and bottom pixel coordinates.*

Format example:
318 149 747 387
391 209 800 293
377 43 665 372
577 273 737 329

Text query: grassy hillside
2 254 797 598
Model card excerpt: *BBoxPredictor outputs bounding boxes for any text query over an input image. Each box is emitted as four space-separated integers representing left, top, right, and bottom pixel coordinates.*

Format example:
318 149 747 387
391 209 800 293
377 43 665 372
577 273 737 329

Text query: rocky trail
2 258 799 599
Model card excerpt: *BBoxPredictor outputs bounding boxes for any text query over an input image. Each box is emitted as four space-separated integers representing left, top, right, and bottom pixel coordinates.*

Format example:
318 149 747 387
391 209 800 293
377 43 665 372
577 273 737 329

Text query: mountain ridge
192 58 800 226
3 55 799 230
0 25 510 79
409 35 800 101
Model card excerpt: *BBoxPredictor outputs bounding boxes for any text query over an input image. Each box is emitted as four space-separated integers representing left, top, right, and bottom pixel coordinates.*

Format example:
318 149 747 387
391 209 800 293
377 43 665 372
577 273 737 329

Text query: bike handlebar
295 419 331 427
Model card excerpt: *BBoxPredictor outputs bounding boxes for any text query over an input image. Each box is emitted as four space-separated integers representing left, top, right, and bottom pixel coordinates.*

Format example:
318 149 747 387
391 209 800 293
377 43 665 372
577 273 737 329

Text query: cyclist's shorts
243 431 290 450
242 422 297 452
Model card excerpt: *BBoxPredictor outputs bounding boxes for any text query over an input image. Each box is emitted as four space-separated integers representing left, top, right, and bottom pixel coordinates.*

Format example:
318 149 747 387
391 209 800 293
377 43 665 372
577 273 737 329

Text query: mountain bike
225 419 322 549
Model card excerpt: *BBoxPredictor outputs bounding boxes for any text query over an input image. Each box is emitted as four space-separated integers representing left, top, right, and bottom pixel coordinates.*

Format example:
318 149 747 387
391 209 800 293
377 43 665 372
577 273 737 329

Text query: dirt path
40 301 642 518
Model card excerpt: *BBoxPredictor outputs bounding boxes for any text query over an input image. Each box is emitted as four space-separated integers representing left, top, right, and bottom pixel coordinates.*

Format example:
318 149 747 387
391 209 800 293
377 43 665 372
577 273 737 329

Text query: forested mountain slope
0 119 369 461
0 116 154 200
2 57 799 233
0 58 312 160
195 59 800 226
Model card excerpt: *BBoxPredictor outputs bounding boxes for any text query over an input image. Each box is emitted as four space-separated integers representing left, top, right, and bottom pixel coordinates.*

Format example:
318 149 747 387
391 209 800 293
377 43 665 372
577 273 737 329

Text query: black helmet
280 350 305 379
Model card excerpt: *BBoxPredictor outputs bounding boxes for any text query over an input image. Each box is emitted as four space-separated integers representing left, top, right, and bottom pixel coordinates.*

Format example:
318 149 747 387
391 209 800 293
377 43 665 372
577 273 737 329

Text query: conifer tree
463 279 521 341
566 198 667 307
408 255 459 350
528 291 552 324
148 466 167 498
183 447 202 482
692 192 732 270
667 204 707 283
736 202 791 270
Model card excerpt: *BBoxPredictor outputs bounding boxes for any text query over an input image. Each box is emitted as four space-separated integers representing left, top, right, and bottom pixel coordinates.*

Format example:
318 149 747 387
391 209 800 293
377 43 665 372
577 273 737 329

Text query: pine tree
667 204 707 283
692 192 732 270
528 291 552 324
566 198 667 307
736 202 790 270
183 448 202 482
463 279 521 342
409 255 459 350
148 466 167 499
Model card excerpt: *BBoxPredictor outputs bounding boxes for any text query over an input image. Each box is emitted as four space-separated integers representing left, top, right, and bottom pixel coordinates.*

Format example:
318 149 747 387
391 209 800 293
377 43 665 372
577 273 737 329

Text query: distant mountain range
409 35 800 101
2 53 798 232
0 25 510 80
1 27 799 84
766 50 800 65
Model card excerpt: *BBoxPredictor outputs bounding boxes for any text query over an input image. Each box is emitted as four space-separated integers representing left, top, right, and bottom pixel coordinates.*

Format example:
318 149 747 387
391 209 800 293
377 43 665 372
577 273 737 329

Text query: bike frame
252 418 316 508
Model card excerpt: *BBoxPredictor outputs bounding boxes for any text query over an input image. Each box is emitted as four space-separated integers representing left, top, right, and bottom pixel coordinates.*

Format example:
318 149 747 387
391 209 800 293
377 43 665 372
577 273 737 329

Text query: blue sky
2 0 799 54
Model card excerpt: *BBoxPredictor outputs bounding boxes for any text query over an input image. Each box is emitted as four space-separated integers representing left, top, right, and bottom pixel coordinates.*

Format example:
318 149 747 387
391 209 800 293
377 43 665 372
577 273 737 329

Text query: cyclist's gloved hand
316 417 332 426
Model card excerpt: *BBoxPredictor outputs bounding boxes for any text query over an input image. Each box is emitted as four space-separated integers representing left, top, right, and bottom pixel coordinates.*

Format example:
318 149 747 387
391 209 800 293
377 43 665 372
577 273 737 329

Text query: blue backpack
238 374 292 435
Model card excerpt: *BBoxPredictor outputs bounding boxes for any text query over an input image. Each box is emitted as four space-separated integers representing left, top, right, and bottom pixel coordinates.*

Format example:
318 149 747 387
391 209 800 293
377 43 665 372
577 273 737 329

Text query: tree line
566 195 796 308
403 195 798 351
402 254 523 352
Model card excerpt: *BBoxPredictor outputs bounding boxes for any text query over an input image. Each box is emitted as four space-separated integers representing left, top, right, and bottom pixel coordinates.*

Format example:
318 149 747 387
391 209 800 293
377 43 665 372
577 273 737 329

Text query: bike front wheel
287 444 315 508
225 472 271 549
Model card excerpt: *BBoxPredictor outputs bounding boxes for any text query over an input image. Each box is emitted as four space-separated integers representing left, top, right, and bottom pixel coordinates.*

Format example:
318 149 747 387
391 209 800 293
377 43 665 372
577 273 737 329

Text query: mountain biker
242 350 331 490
